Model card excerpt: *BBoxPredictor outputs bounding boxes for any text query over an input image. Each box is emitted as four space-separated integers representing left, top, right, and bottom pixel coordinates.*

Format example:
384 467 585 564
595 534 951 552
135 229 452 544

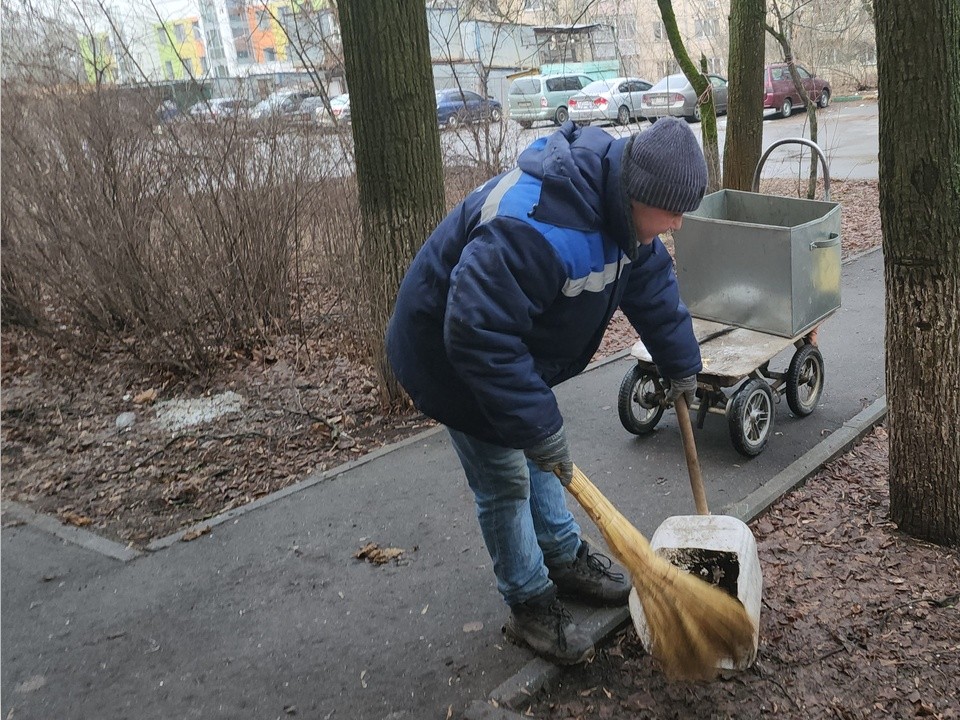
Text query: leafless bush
0 80 356 372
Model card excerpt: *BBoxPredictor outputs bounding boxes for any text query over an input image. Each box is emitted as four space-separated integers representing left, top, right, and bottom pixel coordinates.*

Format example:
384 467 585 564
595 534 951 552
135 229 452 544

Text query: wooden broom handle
675 395 710 515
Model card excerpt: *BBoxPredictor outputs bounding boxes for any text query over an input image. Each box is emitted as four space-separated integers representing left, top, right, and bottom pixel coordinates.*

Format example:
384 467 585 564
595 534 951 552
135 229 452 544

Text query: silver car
567 77 653 126
640 73 728 122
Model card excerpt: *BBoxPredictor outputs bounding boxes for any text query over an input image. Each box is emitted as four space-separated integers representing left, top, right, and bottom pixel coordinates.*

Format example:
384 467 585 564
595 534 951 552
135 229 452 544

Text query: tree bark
722 0 765 191
656 0 721 191
876 0 960 544
338 0 446 404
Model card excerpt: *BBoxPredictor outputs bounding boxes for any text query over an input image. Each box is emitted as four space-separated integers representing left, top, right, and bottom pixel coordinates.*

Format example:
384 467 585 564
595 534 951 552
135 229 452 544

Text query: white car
567 77 653 126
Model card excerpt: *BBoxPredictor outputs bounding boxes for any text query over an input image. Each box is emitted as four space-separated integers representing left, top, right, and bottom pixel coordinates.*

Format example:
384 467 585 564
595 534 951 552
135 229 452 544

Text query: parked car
249 90 318 121
763 63 831 118
567 77 653 126
640 73 729 122
436 89 502 128
507 73 595 128
156 99 180 125
315 93 351 127
294 96 326 125
188 97 251 122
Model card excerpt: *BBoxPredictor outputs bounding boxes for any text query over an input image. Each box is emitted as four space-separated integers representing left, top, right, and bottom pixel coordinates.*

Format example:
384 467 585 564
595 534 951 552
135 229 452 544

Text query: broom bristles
567 466 756 680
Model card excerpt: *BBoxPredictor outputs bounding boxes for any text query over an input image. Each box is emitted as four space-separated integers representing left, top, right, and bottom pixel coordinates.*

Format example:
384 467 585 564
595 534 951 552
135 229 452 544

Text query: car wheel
617 105 630 125
817 88 830 109
518 120 532 129
489 107 502 123
554 106 569 125
780 97 793 119
689 104 702 122
446 114 459 129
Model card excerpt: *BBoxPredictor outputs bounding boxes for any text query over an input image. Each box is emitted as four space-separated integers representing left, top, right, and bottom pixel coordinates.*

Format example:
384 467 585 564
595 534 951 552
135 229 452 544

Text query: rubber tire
818 89 830 109
617 365 664 435
786 344 824 417
518 120 532 129
446 114 459 129
555 106 569 125
780 97 793 119
689 105 702 122
489 107 502 123
617 105 630 125
728 378 775 457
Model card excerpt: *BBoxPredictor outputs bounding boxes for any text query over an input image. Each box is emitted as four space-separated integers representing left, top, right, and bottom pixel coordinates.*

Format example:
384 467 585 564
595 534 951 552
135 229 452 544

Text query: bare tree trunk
338 0 446 404
723 0 765 191
876 0 960 545
656 0 721 191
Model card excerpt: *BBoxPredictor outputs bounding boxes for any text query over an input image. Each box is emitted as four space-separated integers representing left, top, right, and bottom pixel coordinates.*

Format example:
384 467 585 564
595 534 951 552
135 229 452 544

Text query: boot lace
544 600 573 651
582 549 625 582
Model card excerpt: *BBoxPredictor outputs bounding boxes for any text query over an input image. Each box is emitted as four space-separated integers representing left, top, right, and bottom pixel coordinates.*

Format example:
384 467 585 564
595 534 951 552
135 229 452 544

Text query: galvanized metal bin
674 189 841 338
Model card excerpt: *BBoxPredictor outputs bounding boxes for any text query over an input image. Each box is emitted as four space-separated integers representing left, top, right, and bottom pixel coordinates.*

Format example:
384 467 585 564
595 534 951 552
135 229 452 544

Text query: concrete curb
464 395 888 719
1 501 141 562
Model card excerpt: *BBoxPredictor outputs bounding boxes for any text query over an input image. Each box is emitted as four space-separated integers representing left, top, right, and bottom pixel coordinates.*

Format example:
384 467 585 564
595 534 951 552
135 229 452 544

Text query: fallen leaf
60 511 92 527
181 526 211 542
133 388 157 405
354 542 404 565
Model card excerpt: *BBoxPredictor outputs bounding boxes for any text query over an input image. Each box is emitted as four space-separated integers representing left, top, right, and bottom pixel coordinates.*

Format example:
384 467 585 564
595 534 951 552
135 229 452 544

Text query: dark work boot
547 540 631 606
503 586 595 665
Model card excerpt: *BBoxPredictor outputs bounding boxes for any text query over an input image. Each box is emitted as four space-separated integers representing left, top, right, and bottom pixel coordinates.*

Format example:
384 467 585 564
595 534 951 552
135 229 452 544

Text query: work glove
524 427 573 486
664 375 697 408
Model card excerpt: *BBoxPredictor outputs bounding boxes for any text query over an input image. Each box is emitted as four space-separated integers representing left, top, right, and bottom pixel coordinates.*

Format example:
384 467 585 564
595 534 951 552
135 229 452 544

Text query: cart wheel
786 344 824 417
617 365 664 435
728 379 775 456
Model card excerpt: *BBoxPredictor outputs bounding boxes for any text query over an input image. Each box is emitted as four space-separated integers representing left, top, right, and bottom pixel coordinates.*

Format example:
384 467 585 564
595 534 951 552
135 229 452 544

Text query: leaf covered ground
520 426 960 720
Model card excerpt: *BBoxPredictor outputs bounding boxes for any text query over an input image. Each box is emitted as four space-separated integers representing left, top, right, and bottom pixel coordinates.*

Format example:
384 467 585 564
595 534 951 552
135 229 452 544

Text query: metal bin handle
810 232 840 251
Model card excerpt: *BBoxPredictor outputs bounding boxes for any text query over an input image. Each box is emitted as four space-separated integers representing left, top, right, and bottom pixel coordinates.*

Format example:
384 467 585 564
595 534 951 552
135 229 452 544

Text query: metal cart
617 139 841 457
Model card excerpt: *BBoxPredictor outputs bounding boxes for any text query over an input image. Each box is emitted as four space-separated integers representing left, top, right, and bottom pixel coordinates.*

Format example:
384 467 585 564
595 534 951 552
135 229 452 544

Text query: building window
157 27 168 44
263 47 276 62
174 24 186 43
192 21 202 41
164 60 174 79
199 57 208 73
256 9 271 31
657 60 679 78
695 18 720 37
616 15 636 40
653 21 665 41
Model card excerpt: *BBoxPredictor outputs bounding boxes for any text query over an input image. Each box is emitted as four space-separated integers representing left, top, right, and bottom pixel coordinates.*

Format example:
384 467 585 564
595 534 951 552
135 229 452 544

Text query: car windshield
650 74 691 92
330 94 349 108
582 80 616 94
509 78 541 95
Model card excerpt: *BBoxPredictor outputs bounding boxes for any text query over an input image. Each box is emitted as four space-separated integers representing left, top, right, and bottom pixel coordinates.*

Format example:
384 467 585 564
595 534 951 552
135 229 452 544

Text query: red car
763 63 831 119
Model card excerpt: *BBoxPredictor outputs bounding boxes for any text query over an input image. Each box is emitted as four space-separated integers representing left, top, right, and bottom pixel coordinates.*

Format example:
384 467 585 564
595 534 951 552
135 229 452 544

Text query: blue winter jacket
386 123 701 449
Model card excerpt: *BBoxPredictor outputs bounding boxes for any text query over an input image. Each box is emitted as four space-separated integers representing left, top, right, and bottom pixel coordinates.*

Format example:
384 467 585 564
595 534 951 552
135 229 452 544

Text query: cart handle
752 137 831 201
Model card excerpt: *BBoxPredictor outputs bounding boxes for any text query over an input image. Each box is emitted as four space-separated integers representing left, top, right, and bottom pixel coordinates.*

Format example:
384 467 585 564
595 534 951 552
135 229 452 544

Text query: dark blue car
435 89 502 129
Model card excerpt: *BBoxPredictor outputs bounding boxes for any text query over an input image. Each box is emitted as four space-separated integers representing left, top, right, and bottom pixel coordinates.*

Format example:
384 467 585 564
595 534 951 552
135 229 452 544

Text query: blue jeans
447 428 582 607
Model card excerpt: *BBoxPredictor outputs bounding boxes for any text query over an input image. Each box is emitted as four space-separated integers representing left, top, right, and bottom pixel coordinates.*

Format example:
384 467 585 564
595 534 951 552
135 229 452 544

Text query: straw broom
565 464 756 680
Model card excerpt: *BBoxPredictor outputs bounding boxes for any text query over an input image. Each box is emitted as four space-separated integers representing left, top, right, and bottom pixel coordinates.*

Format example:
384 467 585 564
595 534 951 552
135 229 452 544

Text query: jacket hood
517 122 641 260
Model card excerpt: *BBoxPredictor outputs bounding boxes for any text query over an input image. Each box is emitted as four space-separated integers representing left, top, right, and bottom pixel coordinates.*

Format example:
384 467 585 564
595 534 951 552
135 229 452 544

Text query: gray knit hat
622 117 708 213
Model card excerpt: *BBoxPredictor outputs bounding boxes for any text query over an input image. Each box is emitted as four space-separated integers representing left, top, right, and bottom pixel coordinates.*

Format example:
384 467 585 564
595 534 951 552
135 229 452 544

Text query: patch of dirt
0 180 881 547
521 425 960 720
